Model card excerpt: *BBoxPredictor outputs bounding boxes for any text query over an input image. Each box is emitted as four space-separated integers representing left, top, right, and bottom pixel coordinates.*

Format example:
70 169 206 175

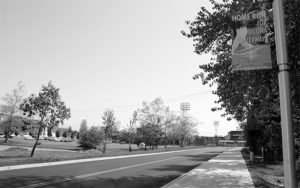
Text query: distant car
119 141 126 144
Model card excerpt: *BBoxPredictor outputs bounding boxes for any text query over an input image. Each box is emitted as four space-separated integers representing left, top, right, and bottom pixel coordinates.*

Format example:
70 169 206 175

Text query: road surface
0 147 226 188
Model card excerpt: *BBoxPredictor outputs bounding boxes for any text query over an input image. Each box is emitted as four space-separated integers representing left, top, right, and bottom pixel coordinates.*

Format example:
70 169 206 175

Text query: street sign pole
273 0 296 187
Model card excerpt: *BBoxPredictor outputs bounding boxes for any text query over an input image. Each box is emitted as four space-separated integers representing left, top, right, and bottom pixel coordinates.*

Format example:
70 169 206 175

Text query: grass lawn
241 148 300 188
0 136 207 167
0 136 80 150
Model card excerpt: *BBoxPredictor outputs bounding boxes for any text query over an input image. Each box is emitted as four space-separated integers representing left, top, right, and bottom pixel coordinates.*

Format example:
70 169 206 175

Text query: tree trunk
103 141 107 154
129 140 132 152
4 133 9 143
165 126 167 148
31 122 43 157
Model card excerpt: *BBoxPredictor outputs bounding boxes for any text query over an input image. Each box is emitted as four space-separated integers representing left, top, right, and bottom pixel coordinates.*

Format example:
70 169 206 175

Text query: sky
0 0 239 136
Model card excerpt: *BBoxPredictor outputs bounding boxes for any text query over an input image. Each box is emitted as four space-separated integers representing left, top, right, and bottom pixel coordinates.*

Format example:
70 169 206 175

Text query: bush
15 131 19 136
62 131 67 138
55 130 60 138
79 126 104 149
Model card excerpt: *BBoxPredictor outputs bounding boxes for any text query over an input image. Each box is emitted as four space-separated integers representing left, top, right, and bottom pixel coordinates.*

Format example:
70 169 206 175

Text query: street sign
231 1 272 71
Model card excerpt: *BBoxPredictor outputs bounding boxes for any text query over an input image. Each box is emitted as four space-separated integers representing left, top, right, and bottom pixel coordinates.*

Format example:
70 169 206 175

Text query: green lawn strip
0 138 80 151
0 145 206 167
241 148 284 188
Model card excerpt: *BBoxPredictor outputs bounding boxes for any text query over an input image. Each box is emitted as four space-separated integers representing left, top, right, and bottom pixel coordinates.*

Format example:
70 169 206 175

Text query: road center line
18 156 180 188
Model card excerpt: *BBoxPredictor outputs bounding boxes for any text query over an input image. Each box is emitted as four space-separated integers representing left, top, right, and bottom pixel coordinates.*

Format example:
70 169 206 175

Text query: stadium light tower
180 102 190 117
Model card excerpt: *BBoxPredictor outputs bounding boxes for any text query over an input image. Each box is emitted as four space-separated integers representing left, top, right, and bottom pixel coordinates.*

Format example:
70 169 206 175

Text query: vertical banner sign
231 1 272 71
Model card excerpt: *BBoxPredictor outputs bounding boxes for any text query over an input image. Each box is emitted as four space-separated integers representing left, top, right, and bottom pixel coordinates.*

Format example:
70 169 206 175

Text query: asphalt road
0 147 226 188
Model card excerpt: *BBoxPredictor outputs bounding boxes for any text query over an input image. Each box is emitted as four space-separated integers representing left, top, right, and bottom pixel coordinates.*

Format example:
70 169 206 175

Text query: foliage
102 109 119 140
47 128 53 137
79 125 104 149
182 0 300 152
20 81 71 157
62 131 67 138
136 123 163 149
55 130 60 138
67 126 72 133
0 81 25 143
79 119 88 140
136 98 170 149
126 111 138 151
101 109 119 153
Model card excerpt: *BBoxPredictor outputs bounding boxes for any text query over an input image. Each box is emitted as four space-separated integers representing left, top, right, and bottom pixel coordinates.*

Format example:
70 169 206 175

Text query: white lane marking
18 156 180 188
0 147 222 172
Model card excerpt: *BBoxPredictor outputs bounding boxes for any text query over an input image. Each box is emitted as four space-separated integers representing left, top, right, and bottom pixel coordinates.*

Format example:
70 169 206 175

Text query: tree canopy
20 81 71 157
182 0 300 151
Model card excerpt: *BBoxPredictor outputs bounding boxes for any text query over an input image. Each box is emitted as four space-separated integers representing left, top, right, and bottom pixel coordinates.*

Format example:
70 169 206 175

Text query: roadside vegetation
182 0 300 185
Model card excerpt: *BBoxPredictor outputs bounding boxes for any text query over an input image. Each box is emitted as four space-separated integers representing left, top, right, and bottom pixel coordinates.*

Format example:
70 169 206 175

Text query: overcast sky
0 0 238 136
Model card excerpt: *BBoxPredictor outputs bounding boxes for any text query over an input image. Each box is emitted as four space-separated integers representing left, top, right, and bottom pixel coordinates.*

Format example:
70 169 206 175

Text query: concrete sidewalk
163 147 255 188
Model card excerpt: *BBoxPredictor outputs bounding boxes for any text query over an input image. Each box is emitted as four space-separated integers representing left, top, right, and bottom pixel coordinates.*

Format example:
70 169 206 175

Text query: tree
137 123 163 150
102 109 118 153
182 0 300 155
47 128 53 137
62 131 68 138
136 98 169 149
20 81 71 157
0 81 25 143
67 126 72 134
56 130 60 138
177 116 198 147
126 111 137 152
79 119 88 139
79 125 104 149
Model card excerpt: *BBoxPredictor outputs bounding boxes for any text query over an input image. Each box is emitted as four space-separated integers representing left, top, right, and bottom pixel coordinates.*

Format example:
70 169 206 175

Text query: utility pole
273 0 296 187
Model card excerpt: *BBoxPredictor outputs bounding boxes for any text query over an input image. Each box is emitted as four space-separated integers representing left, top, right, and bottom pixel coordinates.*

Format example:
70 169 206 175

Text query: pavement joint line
18 156 180 188
0 147 216 172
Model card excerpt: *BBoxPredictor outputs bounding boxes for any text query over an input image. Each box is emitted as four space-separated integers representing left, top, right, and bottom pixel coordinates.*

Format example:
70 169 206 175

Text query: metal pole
273 0 296 187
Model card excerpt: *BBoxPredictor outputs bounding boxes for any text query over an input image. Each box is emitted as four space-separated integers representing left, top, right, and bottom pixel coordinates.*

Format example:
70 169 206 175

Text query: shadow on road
0 174 179 188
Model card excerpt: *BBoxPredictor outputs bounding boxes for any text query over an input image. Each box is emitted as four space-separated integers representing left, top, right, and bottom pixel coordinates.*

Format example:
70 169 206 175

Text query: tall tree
20 81 71 157
0 81 25 143
102 109 118 153
126 111 138 152
182 0 300 153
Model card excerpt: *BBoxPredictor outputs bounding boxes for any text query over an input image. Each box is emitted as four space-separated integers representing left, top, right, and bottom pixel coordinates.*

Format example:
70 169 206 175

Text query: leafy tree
47 128 53 137
71 130 77 139
182 0 300 156
0 81 25 143
126 111 138 152
20 81 71 157
137 98 168 126
56 130 60 138
79 125 104 149
79 119 88 140
62 131 68 138
67 126 72 133
177 116 198 146
137 123 163 150
102 109 118 153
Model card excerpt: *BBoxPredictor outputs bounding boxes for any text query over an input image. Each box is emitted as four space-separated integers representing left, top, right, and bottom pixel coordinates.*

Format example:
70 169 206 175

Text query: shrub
79 126 104 149
62 131 67 138
55 130 60 138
